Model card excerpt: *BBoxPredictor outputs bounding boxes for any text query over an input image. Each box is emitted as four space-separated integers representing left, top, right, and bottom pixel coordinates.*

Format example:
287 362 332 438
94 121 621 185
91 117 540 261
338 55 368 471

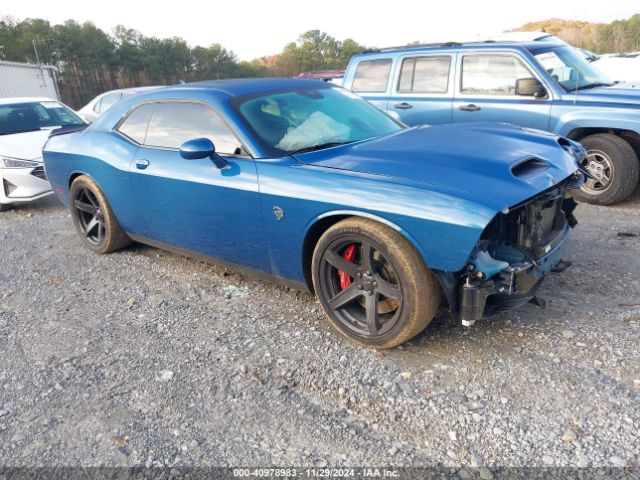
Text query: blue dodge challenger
43 78 585 348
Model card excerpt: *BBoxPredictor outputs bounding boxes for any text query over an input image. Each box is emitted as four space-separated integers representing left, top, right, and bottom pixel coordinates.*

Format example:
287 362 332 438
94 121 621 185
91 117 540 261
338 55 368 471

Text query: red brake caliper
339 244 357 290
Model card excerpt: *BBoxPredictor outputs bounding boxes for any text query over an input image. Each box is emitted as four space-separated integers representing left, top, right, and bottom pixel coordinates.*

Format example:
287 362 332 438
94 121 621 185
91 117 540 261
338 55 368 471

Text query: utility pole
32 37 54 88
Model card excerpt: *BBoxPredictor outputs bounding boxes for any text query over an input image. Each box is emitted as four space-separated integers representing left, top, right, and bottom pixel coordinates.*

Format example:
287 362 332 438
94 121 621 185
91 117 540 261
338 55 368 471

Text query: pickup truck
342 34 640 205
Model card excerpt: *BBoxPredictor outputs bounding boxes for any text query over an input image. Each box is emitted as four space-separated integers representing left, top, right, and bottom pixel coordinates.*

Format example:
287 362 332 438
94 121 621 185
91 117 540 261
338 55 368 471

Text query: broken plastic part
472 250 510 279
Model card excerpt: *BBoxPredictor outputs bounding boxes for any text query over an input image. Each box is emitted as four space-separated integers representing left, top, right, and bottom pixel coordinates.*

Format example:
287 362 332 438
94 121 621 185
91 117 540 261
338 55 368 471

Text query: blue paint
43 79 580 286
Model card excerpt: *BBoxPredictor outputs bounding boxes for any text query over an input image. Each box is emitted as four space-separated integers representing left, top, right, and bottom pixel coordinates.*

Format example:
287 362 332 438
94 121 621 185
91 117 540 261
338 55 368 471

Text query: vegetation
0 17 364 107
514 14 640 54
0 13 638 108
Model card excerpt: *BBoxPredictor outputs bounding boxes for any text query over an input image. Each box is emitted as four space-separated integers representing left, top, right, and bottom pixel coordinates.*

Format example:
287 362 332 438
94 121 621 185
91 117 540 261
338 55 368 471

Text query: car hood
562 85 640 106
294 123 579 211
0 129 55 161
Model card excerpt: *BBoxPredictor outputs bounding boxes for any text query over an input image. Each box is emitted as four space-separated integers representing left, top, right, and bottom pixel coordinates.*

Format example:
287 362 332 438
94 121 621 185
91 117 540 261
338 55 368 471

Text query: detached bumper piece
459 259 550 326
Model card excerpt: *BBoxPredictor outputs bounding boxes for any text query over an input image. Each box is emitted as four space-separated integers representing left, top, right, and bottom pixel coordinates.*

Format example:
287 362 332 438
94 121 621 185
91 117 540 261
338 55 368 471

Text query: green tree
191 44 238 80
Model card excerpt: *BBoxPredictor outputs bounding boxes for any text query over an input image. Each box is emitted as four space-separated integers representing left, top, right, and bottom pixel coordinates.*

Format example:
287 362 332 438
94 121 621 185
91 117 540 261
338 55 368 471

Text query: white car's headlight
1 156 41 168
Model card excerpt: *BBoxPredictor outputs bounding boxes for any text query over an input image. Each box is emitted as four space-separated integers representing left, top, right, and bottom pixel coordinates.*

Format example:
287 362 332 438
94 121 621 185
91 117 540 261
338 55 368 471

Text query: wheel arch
68 170 94 189
301 210 436 294
567 127 640 157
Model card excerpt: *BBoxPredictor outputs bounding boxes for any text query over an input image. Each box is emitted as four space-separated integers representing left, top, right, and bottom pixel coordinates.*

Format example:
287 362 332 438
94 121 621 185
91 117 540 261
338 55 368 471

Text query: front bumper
0 166 53 204
459 224 570 325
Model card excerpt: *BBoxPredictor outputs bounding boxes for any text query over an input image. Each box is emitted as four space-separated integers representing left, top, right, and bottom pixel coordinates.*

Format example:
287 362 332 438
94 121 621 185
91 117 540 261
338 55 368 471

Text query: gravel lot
0 191 639 475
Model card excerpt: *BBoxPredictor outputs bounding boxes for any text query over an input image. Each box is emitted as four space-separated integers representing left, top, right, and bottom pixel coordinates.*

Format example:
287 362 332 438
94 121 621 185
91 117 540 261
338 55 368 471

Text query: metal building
0 60 60 100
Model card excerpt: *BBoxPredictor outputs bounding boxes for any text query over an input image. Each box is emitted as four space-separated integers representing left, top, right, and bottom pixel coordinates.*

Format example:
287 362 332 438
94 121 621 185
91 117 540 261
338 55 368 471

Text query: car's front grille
31 166 47 181
3 178 17 196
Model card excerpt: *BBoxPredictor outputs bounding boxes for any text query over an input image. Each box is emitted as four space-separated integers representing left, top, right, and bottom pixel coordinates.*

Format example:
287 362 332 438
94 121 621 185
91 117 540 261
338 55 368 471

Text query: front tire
69 176 131 254
0 203 14 212
312 217 440 349
573 134 639 205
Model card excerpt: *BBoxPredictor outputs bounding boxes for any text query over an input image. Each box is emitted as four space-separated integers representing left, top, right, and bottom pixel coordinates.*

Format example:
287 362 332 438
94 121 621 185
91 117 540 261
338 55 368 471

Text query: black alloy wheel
74 187 106 246
318 237 403 337
312 217 440 349
69 175 131 254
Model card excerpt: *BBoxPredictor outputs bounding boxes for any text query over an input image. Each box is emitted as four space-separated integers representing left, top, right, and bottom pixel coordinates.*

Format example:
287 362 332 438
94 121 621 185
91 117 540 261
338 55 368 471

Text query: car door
387 53 455 126
452 52 552 130
125 100 270 272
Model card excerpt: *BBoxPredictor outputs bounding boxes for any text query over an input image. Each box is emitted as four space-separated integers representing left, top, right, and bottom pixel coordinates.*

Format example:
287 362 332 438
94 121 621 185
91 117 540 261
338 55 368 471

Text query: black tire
573 133 639 205
312 217 440 349
69 175 131 254
0 203 14 212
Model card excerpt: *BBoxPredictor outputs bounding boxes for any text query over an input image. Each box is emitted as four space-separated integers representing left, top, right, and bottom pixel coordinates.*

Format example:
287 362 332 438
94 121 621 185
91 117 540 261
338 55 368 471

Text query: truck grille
31 166 47 181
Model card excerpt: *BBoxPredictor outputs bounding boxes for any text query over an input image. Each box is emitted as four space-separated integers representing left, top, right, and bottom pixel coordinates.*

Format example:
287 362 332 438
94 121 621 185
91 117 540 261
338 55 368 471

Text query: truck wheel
312 217 440 349
573 134 639 205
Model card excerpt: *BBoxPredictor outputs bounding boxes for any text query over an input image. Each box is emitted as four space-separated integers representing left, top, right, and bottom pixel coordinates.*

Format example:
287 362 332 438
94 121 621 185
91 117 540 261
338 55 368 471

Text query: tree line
516 14 640 54
0 17 365 108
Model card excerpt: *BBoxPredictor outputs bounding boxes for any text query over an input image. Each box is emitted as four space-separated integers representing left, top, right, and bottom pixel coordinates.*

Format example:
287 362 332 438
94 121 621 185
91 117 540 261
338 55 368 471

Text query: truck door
452 52 552 131
387 53 456 126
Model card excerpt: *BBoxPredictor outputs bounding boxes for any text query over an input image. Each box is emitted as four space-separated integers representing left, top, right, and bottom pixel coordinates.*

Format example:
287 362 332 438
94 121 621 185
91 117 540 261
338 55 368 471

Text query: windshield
0 101 85 136
531 46 613 91
234 86 403 157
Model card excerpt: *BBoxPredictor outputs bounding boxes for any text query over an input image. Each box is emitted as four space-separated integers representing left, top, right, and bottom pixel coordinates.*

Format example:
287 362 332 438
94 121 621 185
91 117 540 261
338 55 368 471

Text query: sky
2 0 637 60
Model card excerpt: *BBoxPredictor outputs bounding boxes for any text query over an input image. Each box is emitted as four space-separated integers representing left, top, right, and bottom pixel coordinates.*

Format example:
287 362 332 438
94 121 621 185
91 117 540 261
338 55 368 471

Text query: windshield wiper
289 141 352 155
574 82 614 91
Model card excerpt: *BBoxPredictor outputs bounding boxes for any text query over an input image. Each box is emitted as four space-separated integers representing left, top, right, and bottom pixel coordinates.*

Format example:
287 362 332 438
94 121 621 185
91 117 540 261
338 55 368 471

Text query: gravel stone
561 429 577 442
0 194 638 468
610 456 627 467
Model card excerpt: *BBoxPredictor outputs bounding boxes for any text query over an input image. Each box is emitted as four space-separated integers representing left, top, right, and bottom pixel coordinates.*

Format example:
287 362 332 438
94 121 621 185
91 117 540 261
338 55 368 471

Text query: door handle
459 104 481 112
135 159 150 170
394 102 413 110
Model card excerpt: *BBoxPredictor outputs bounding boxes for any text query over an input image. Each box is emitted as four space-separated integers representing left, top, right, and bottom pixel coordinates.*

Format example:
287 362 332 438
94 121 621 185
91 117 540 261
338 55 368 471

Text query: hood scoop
511 158 550 179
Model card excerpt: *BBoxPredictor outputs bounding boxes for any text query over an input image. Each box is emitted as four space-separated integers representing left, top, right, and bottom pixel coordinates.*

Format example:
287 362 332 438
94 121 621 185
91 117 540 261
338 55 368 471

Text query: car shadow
3 195 64 213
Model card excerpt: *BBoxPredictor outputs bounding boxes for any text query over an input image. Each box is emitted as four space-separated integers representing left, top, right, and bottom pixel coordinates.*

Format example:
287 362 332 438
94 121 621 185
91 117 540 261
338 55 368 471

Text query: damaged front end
456 171 584 326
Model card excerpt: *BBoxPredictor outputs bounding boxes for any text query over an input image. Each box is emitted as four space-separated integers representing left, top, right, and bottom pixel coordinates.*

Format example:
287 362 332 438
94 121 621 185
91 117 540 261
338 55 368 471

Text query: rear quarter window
116 103 155 144
352 59 392 93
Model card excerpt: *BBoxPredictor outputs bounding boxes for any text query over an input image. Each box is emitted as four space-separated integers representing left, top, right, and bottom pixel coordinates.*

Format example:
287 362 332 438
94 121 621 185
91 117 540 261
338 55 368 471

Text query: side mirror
179 138 229 169
515 77 547 98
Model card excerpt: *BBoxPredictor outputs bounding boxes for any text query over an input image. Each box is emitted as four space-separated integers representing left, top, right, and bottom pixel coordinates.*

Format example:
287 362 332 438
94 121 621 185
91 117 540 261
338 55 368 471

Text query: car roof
174 77 331 97
352 33 565 58
0 97 58 106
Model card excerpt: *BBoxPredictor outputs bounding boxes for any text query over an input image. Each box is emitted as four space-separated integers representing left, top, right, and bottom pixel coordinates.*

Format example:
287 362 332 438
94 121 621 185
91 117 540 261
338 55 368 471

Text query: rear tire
69 176 131 254
573 134 639 205
312 217 440 349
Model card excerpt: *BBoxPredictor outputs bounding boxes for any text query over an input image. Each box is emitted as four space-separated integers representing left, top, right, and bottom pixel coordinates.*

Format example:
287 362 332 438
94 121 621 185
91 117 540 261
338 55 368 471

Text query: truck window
352 59 392 93
461 55 532 95
397 56 451 93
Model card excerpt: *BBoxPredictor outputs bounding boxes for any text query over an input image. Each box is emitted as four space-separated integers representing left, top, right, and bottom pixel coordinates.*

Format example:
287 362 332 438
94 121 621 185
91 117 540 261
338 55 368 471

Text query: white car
0 97 86 211
591 55 640 87
77 86 161 123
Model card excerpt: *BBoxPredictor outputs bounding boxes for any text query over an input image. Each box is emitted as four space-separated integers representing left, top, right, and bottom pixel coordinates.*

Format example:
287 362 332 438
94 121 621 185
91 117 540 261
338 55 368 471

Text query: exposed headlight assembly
1 156 41 168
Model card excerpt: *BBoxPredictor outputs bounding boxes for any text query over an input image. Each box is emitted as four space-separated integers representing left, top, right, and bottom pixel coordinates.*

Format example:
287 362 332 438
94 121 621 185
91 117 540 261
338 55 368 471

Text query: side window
461 55 533 95
352 59 392 93
99 92 122 113
397 56 451 93
93 98 102 113
117 103 155 144
144 102 242 155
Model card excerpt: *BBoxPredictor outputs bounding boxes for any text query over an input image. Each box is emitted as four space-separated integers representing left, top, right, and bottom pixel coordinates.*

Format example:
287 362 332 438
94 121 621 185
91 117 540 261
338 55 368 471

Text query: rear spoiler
49 124 89 137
